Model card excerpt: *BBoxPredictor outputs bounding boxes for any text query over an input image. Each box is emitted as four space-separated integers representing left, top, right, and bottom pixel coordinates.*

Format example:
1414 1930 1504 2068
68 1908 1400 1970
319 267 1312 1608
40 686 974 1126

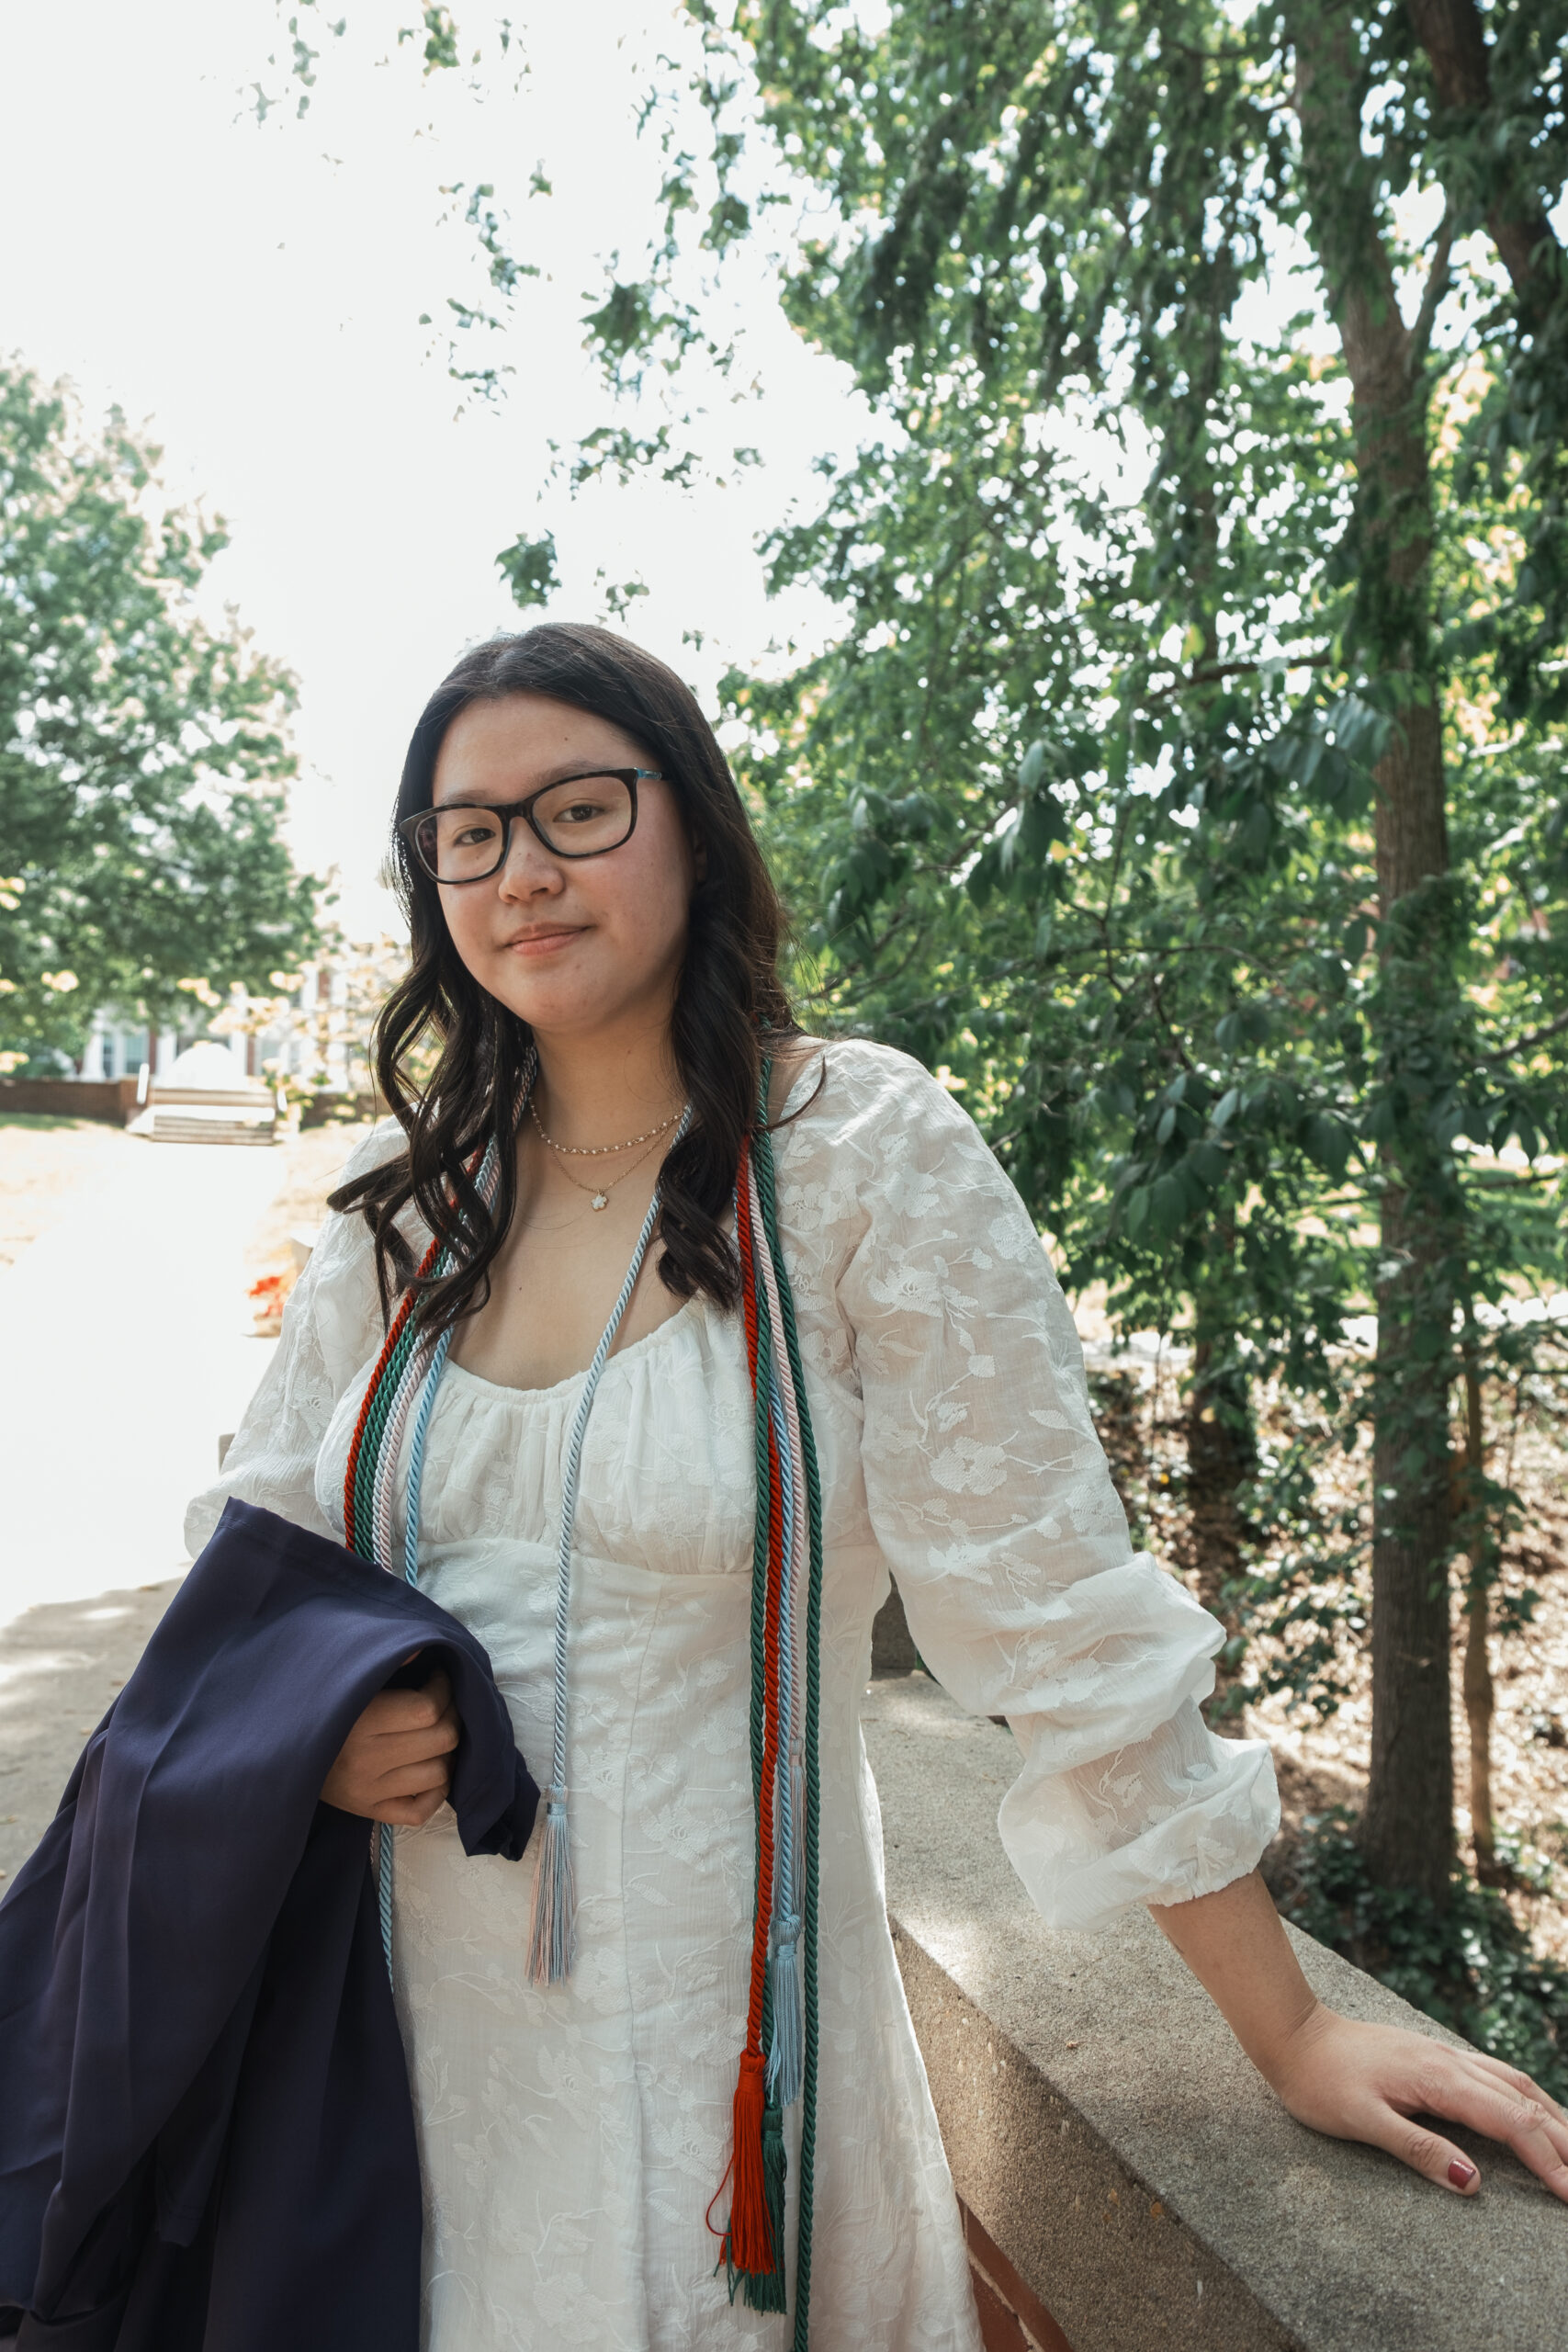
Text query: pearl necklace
528 1098 682 1210
528 1102 679 1158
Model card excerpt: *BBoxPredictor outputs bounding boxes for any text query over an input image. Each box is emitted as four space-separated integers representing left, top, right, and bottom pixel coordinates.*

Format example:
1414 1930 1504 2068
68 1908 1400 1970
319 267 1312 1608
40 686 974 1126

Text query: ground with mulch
242 1120 377 1292
1089 1354 1568 1973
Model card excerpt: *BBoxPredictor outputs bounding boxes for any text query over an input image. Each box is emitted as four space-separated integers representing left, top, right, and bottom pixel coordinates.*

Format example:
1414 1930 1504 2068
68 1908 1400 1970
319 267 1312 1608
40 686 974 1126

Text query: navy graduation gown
0 1499 539 2349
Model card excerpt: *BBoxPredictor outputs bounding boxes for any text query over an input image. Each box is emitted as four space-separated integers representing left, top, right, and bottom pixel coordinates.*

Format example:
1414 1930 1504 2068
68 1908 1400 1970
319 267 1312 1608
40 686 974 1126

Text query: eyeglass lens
415 773 636 879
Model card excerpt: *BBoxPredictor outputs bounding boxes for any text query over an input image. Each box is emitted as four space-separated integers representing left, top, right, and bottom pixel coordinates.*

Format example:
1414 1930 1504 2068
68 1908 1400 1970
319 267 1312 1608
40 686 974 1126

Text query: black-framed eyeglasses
399 768 660 884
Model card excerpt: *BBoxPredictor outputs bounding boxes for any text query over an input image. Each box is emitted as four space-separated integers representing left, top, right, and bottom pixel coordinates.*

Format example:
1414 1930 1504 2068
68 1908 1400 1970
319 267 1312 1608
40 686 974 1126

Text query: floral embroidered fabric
186 1039 1278 2351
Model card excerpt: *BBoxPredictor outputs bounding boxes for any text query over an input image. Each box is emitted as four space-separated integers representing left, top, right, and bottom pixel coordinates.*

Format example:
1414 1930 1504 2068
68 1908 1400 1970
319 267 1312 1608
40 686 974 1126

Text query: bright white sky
0 1 867 931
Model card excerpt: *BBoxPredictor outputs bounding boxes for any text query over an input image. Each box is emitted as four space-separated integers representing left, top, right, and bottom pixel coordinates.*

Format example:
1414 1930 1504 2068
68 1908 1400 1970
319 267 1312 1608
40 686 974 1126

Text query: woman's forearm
1148 1868 1321 2082
1149 1864 1568 2201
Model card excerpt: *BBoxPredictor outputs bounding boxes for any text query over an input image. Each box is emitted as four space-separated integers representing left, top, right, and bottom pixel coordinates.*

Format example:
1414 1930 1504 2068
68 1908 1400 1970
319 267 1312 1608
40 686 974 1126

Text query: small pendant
592 1191 609 1211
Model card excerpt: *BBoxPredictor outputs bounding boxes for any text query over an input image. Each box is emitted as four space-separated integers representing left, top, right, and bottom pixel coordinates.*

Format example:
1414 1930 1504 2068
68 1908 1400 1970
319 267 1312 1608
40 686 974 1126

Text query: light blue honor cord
766 1362 804 2105
378 1102 693 1979
531 1105 694 1984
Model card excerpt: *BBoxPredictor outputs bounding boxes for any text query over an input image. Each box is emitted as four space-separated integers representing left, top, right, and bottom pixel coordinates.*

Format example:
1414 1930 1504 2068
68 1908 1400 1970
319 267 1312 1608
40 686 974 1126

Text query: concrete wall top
863 1672 1563 2352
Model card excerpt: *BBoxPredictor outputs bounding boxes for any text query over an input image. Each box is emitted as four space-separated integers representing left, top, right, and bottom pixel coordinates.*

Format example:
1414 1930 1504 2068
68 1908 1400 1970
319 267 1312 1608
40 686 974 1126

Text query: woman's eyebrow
433 763 622 807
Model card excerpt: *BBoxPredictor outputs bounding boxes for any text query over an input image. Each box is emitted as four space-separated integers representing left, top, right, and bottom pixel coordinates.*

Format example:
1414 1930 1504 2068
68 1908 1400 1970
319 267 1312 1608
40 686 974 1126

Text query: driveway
0 1136 286 1629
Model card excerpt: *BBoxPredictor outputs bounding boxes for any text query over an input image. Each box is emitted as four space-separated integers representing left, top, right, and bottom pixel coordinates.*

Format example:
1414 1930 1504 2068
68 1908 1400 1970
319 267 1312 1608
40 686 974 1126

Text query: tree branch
1149 969 1199 1073
1407 204 1457 378
1140 652 1336 705
1478 1004 1568 1066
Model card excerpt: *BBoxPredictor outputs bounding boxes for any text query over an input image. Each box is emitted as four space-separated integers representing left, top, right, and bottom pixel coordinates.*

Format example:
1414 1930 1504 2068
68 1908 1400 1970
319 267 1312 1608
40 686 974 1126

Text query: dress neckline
440 1294 702 1405
433 1046 826 1406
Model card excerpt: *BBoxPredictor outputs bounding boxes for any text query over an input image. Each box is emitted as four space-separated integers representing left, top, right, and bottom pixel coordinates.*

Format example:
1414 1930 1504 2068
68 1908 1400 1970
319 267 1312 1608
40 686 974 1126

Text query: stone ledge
862 1672 1562 2352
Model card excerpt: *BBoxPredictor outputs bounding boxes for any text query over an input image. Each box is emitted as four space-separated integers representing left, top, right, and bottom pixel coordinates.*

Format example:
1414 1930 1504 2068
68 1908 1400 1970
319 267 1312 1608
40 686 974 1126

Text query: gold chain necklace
528 1100 679 1159
535 1123 666 1213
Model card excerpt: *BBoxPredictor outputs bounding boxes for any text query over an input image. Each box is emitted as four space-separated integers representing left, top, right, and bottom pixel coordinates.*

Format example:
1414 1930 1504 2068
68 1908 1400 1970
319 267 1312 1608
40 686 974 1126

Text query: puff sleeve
183 1123 404 1557
834 1049 1280 1930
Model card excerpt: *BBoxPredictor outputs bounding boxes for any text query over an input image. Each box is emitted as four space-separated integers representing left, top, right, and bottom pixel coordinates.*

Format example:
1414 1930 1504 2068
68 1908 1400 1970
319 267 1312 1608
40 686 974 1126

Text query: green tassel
740 2100 788 2313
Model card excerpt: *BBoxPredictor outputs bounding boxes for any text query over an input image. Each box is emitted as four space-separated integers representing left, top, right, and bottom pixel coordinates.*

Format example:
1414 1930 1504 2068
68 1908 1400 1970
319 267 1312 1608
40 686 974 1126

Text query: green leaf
495 530 559 610
1240 801 1272 857
1303 1114 1352 1181
1188 1140 1229 1189
1289 734 1325 788
1149 1175 1187 1237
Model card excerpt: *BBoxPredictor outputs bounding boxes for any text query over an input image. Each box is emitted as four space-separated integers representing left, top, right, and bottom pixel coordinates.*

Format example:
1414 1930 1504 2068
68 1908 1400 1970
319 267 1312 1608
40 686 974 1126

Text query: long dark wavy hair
330 623 800 1332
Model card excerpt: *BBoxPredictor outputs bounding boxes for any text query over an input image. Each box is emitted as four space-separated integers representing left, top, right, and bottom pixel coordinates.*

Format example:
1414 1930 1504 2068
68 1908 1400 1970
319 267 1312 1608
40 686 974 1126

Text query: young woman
188 623 1568 2350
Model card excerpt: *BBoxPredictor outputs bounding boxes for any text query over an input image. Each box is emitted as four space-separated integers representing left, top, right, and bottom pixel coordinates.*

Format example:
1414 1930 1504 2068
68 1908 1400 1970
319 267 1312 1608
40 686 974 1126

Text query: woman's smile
503 923 589 958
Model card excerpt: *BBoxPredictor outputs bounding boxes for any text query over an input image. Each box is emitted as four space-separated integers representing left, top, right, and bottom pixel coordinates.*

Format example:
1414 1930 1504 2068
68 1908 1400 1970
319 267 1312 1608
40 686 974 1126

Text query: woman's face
429 692 698 1042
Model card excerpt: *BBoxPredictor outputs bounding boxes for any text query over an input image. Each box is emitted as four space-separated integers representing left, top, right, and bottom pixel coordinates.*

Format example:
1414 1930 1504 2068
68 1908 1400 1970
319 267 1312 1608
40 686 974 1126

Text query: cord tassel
767 1917 804 2109
724 2048 773 2278
526 1786 576 1984
741 2098 788 2312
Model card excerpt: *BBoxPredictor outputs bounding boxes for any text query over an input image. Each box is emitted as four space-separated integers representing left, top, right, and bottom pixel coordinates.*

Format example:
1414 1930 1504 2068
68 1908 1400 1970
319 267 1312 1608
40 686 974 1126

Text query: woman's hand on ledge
321 1664 460 1826
1266 2003 1568 2203
1151 1868 1568 2202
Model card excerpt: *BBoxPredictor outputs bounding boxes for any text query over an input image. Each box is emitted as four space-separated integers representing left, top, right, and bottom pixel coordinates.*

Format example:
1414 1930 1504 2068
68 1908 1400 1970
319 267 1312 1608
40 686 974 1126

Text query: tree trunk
1292 3 1459 1901
1362 1162 1457 1899
1460 1351 1501 1882
1176 438 1255 1647
1463 1584 1496 1874
1361 705 1456 1905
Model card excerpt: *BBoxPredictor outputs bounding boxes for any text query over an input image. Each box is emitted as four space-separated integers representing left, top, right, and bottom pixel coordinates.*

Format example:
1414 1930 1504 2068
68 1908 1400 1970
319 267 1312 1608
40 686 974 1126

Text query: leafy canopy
552 0 1568 1733
0 364 321 1064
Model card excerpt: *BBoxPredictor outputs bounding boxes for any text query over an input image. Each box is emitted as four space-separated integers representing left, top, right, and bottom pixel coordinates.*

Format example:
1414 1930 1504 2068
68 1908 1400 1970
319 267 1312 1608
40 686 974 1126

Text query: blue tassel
527 1787 576 1984
767 1918 804 2108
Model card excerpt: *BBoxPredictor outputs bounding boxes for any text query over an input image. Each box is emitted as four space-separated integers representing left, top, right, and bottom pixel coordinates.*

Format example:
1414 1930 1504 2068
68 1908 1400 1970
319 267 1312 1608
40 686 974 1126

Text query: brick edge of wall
961 2199 1076 2352
0 1078 142 1125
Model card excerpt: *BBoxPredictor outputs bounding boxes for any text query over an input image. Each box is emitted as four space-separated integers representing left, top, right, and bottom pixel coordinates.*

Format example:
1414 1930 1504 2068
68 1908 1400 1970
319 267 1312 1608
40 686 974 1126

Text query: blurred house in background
82 962 351 1089
15 939 403 1123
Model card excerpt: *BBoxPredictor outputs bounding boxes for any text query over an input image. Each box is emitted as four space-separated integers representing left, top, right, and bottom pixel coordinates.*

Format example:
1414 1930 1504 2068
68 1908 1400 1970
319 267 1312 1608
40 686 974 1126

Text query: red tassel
727 2048 773 2275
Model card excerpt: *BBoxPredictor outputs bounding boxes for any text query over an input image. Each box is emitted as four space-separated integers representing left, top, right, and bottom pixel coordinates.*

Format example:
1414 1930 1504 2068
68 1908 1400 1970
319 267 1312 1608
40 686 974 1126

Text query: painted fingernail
1448 2159 1477 2188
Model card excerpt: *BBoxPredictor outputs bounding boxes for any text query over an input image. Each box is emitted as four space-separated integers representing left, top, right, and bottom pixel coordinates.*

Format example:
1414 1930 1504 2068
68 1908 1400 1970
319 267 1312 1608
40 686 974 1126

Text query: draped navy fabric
0 1499 539 2350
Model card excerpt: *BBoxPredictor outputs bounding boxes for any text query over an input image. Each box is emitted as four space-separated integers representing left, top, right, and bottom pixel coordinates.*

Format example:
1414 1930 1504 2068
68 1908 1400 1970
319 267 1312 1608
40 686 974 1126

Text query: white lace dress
186 1040 1278 2352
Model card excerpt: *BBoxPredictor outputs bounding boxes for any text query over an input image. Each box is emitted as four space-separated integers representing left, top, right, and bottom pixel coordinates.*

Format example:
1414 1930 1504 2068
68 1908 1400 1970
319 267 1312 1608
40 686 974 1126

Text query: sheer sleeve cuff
997 1709 1280 1933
